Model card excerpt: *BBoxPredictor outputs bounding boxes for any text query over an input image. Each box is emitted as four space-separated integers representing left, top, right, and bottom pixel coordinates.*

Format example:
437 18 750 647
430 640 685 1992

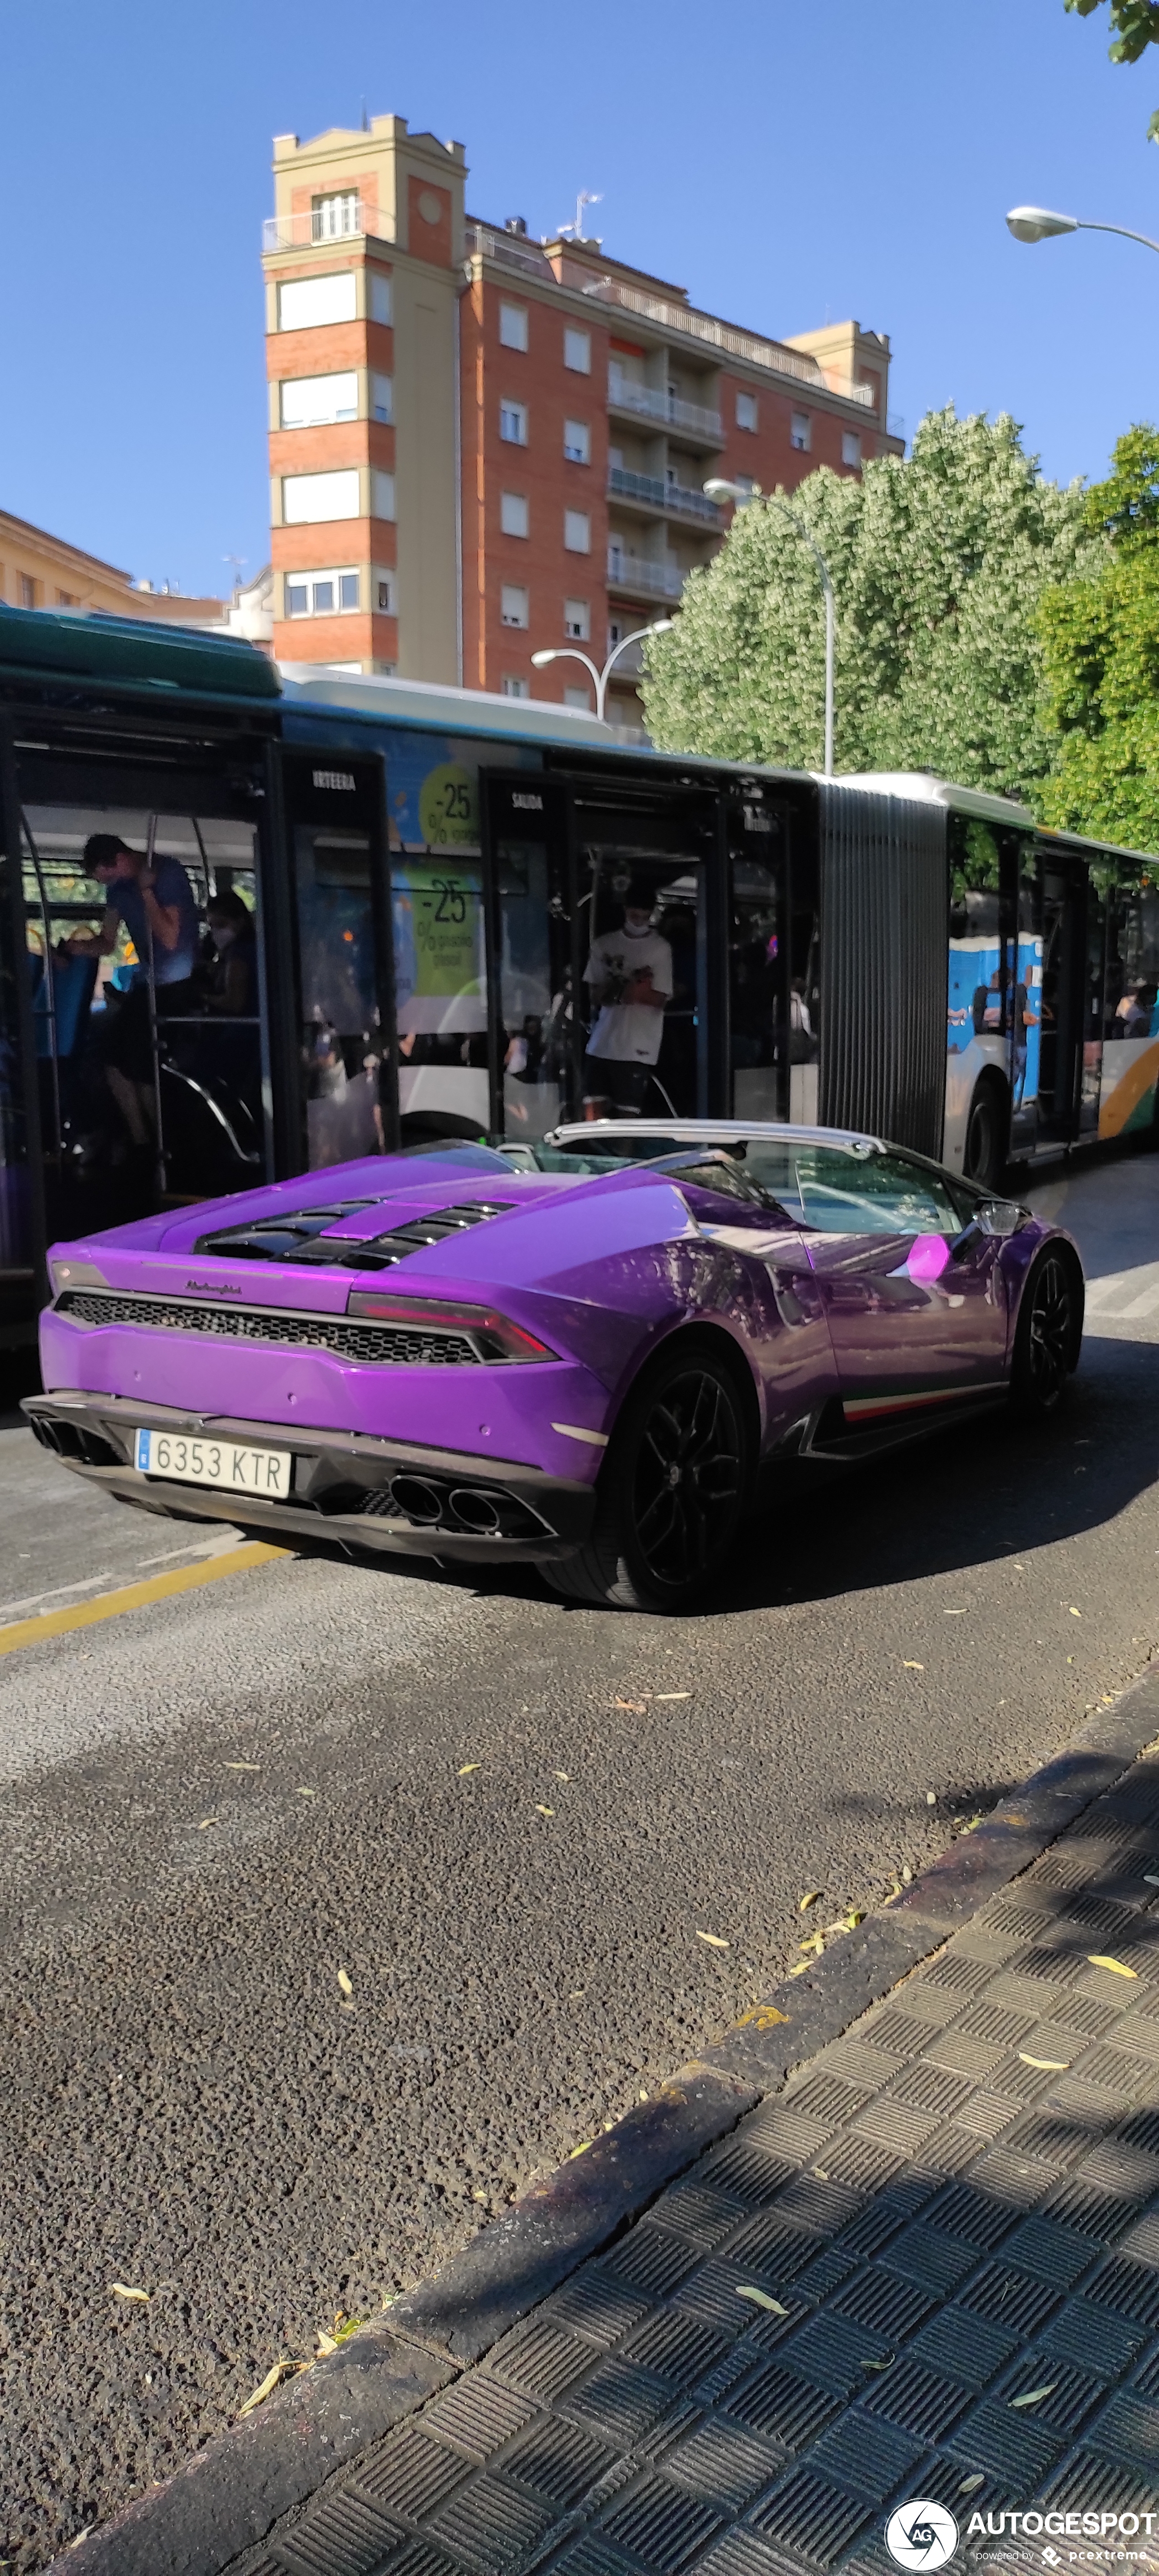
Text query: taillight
345 1289 556 1362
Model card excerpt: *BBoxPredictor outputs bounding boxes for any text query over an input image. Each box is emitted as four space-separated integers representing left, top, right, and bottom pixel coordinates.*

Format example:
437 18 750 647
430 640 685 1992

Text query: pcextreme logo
885 2501 960 2570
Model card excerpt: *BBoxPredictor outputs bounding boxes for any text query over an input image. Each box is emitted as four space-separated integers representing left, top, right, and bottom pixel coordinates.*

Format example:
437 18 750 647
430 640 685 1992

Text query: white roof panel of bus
277 665 621 746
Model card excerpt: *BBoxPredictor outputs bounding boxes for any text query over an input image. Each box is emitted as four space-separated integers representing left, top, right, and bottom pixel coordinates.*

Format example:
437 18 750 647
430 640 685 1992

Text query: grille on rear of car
55 1289 480 1367
193 1200 516 1269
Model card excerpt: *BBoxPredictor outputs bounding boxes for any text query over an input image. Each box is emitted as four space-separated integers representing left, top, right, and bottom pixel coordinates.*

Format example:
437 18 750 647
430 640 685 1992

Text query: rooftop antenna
224 552 246 600
557 188 602 242
361 97 369 131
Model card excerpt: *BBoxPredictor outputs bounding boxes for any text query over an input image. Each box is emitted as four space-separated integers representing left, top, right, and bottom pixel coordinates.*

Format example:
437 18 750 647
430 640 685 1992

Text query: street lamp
1007 204 1159 255
705 477 835 777
531 619 673 722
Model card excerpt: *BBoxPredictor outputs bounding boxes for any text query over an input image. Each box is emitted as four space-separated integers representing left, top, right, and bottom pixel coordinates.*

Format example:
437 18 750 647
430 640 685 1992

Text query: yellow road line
0 1543 288 1657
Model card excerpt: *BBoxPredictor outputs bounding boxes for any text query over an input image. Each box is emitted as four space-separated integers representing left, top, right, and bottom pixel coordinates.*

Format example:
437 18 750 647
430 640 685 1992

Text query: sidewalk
66 1683 1159 2576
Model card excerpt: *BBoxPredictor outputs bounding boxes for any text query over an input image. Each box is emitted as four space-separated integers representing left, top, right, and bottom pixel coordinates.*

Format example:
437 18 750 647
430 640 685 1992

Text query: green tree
641 407 1094 802
1039 425 1159 842
1064 1 1159 137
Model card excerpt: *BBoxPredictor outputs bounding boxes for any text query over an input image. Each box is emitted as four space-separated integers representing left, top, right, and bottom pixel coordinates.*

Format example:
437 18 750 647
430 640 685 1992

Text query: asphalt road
3 1147 1159 2568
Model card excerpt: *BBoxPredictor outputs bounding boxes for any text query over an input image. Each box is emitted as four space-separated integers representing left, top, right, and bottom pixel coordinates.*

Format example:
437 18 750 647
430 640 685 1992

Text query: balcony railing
465 221 554 278
262 195 390 253
587 278 825 387
607 375 723 443
606 552 686 600
608 466 721 524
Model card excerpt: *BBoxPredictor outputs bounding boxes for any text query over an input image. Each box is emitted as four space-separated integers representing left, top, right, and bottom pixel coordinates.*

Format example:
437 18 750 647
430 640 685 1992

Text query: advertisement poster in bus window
381 732 539 1036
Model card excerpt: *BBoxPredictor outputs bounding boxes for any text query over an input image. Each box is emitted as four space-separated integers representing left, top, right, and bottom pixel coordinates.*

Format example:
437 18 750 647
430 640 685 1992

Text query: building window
564 327 591 374
278 272 356 331
313 191 359 241
563 419 590 465
371 469 396 521
841 430 861 469
564 597 589 639
563 685 591 710
280 370 358 429
57 589 77 606
564 509 590 553
371 372 392 423
502 675 530 697
790 411 811 452
369 272 392 327
736 390 758 432
284 568 360 617
500 400 528 445
282 468 360 525
376 571 397 614
500 301 528 351
501 583 530 628
18 572 37 606
501 491 529 538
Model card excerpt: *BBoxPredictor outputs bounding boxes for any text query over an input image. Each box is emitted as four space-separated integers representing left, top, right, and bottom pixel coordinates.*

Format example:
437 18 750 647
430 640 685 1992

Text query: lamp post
1007 204 1159 256
531 618 673 722
705 478 835 776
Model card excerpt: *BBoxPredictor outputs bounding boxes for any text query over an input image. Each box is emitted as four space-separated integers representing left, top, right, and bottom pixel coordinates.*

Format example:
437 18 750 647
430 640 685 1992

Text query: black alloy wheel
544 1343 753 1611
1012 1250 1080 1414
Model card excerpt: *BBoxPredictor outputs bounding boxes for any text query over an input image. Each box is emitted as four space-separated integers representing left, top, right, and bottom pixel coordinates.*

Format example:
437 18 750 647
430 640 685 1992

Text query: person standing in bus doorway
581 880 673 1118
65 832 199 1158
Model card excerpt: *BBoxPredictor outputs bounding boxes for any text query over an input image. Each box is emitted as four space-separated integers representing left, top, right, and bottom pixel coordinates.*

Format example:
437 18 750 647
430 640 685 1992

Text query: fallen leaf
237 2359 302 2418
567 2139 592 2159
1069 1606 1082 1617
1143 1875 1159 1888
224 1762 261 1772
654 1691 691 1700
697 1930 730 1949
943 1607 968 1615
736 2286 789 2314
197 1817 218 1830
1018 2053 1070 2071
1010 2382 1056 2408
798 1890 822 1911
110 2283 150 2303
337 1968 354 1998
861 2355 894 2372
613 1698 647 1713
736 2004 791 2030
295 1787 317 1799
799 1931 825 1956
903 1661 924 1670
458 1763 481 1775
788 1961 812 1977
315 2331 338 2356
958 2474 985 2495
811 2167 830 2181
1087 1954 1139 1978
553 1770 570 1781
535 1804 555 1817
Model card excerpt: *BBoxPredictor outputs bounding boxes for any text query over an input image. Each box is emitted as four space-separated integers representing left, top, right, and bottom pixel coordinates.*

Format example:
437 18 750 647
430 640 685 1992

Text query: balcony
465 221 554 279
607 374 723 444
606 552 686 601
608 466 721 524
263 194 390 253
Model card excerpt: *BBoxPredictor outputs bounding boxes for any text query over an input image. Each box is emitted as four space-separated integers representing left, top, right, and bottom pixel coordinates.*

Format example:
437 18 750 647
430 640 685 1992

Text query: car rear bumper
22 1393 596 1565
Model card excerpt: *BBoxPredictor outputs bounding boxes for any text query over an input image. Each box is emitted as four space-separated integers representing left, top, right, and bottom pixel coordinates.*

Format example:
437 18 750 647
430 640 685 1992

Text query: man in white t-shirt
582 882 673 1117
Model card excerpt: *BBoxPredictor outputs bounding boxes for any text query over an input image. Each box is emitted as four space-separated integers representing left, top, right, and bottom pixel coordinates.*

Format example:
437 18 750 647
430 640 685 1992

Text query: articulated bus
2 603 1157 1344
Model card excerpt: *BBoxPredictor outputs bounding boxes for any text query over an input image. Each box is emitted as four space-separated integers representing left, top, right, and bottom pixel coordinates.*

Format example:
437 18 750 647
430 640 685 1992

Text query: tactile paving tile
486 2321 596 2403
877 2224 979 2295
422 2382 539 2463
804 2409 926 2503
995 2353 1108 2437
957 2262 1061 2336
808 2136 905 2195
847 2100 939 2156
906 2307 1018 2389
599 2472 727 2571
274 2489 406 2576
921 1953 994 2000
782 2075 872 2129
888 2063 975 2120
546 2538 637 2576
807 2040 907 2089
499 2415 621 2509
673 2258 805 2334
1036 2292 1148 2377
999 2215 1098 2287
559 2359 678 2448
1001 2108 1099 2168
885 2126 977 2180
543 2276 652 2350
1042 2174 1137 2239
354 2426 472 2523
922 2180 1017 2250
773 2311 893 2398
625 2314 732 2388
747 2464 875 2567
662 2420 785 2509
855 2009 929 2058
605 2228 702 2299
1086 2252 1159 2327
955 2000 1038 2047
701 2144 798 2208
661 2188 755 2252
721 2358 843 2449
741 2109 836 2164
766 2175 862 2239
424 2477 555 2572
857 2357 971 2444
1038 2450 1159 2518
788 2248 860 2308
946 2395 1065 2484
695 2531 794 2576
946 2090 1020 2142
966 2146 1057 2208
919 2030 1008 2079
829 2267 935 2342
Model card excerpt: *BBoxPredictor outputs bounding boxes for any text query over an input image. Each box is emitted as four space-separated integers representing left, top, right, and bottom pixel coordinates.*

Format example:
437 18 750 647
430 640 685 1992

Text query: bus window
1100 883 1159 1139
21 803 267 1236
296 825 388 1166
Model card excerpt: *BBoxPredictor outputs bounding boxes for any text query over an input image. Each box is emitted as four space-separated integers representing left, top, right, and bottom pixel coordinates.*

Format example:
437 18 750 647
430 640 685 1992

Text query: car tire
964 1077 1007 1189
1009 1246 1083 1416
543 1337 755 1613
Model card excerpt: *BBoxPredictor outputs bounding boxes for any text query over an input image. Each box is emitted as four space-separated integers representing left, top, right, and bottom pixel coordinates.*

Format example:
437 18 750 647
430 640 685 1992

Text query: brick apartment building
264 115 901 728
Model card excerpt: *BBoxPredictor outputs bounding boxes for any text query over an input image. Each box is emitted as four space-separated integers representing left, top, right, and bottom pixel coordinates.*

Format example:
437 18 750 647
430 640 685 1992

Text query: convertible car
26 1121 1084 1613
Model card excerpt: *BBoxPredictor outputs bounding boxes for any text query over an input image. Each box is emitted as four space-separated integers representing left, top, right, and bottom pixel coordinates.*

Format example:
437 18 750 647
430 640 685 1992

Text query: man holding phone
582 880 673 1119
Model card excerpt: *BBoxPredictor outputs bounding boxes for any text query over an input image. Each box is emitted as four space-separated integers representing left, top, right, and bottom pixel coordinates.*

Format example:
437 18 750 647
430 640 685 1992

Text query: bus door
16 753 274 1246
726 781 814 1124
1027 847 1086 1144
1099 881 1159 1140
279 750 397 1168
480 773 573 1141
568 772 722 1127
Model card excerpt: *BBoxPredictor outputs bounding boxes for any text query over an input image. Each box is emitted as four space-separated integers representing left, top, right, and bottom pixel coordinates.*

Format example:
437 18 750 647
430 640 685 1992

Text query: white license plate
134 1428 292 1498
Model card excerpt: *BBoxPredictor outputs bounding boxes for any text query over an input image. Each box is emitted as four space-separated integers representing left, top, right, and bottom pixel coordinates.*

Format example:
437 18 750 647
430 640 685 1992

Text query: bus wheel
543 1340 754 1612
964 1079 1006 1189
1010 1248 1083 1416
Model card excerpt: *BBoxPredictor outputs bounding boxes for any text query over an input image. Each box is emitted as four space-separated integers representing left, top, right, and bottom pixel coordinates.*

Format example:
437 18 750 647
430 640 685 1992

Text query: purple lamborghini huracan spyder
26 1122 1084 1613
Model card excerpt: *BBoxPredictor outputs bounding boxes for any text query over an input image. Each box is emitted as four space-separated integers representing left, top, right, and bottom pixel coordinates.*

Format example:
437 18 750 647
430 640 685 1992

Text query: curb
56 1665 1159 2576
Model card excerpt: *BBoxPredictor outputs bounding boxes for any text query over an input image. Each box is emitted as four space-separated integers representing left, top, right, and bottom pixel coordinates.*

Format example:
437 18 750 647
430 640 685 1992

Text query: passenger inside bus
63 832 199 1158
582 880 673 1119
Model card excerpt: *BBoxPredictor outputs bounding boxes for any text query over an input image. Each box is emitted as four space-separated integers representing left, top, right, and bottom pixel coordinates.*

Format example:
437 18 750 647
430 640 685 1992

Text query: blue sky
4 0 1159 598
